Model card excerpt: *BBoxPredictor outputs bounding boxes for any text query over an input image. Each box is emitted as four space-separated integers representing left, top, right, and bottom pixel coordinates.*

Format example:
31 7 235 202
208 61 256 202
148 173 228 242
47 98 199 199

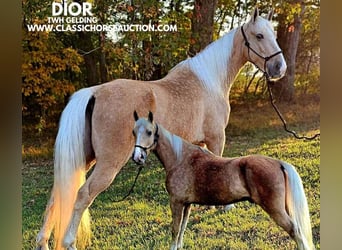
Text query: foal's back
168 147 284 206
168 148 249 205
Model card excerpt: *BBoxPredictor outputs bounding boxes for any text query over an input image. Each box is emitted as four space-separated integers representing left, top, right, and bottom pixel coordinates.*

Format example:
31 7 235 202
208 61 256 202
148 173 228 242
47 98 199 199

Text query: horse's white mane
183 28 237 95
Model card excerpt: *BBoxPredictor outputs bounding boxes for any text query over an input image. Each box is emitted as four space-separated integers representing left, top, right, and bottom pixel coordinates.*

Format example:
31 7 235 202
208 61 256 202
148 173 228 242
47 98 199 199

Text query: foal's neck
155 125 184 170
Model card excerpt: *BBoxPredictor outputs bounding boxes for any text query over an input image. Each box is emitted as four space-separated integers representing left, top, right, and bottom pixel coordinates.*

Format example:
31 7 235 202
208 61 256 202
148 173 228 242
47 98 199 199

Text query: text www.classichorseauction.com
26 0 177 33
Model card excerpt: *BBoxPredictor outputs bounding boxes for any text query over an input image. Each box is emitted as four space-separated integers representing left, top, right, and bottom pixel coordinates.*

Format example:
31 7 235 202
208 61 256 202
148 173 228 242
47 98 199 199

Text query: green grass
22 94 320 250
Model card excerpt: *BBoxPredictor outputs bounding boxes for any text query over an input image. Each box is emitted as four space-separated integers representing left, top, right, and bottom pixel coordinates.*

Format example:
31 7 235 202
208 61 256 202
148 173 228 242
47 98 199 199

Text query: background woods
22 0 320 132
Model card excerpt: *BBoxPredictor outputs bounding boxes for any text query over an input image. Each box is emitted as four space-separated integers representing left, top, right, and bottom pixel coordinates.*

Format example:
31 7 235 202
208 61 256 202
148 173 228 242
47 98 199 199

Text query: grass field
22 92 320 249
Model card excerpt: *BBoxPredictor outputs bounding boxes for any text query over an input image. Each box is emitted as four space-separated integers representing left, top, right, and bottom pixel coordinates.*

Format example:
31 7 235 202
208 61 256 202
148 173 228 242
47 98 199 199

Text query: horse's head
242 7 287 81
132 111 159 165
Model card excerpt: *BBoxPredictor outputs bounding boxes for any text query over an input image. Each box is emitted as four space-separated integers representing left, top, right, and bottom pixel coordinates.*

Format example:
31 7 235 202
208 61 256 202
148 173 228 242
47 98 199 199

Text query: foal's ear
267 8 274 21
148 111 154 123
251 7 259 23
133 110 139 121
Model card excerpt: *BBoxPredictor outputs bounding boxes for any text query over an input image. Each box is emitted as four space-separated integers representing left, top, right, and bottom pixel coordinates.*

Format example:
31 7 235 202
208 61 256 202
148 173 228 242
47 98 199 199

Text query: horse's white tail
52 87 95 249
281 161 315 250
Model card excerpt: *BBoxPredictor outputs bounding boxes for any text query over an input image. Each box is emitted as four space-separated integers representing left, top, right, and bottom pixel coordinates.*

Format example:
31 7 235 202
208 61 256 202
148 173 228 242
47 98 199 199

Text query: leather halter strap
241 25 283 78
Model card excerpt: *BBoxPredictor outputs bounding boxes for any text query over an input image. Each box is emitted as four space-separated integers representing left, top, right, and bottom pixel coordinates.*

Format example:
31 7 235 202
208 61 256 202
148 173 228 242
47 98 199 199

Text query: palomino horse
132 112 314 250
36 8 286 250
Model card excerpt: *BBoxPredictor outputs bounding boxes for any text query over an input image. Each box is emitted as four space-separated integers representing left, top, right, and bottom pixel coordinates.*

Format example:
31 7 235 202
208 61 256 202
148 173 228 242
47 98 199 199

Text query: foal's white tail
51 87 95 249
281 161 315 250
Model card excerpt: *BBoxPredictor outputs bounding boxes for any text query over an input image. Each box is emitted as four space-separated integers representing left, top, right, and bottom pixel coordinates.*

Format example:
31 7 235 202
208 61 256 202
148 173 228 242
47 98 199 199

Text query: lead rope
241 25 319 140
110 165 144 203
265 74 320 140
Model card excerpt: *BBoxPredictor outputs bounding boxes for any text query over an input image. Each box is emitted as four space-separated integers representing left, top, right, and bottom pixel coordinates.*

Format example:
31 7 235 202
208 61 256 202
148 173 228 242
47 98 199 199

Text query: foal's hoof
65 243 77 250
224 204 235 211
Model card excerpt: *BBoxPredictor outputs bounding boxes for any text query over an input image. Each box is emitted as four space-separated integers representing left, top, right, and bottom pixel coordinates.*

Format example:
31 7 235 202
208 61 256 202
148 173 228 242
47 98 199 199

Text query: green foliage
296 4 320 75
295 68 320 95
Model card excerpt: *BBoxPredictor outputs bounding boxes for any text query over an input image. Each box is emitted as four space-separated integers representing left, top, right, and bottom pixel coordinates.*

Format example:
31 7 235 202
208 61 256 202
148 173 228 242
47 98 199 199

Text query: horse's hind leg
36 196 55 250
62 158 126 249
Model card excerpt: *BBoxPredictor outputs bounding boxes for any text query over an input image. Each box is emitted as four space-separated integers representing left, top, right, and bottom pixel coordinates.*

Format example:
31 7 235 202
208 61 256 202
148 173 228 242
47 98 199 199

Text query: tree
271 0 305 102
188 0 218 56
22 0 83 127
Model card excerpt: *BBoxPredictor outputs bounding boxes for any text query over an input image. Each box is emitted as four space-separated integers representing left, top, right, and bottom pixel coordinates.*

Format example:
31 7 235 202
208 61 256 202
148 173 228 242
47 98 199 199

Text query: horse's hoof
35 245 49 250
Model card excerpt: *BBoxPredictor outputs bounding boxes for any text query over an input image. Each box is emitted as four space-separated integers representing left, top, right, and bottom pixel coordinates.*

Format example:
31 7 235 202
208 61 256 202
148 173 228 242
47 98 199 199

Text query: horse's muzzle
267 59 287 81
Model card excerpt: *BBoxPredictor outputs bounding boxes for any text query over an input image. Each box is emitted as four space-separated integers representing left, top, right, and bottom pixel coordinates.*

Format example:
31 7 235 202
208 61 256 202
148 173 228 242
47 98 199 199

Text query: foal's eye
146 130 152 136
256 33 264 40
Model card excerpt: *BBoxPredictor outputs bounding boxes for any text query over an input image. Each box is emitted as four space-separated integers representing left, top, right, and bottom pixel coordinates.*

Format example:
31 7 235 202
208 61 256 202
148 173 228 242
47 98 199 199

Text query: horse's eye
146 130 152 136
256 33 264 40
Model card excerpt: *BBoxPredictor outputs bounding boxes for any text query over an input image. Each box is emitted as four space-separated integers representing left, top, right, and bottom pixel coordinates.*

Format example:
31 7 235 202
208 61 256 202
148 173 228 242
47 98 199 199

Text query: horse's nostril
275 61 281 71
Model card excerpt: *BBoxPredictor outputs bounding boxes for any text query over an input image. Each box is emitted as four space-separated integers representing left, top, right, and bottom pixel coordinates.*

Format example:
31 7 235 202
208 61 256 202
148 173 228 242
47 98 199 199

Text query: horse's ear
133 110 139 121
267 8 274 21
251 7 259 23
148 111 154 123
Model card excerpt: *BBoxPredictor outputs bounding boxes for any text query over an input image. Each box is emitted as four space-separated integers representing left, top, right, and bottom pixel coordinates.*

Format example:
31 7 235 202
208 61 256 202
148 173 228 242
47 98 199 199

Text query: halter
134 124 159 153
241 25 283 79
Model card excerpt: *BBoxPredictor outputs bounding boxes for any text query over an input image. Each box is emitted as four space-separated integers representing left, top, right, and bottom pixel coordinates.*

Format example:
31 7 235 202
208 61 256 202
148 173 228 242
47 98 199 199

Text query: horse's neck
184 27 247 98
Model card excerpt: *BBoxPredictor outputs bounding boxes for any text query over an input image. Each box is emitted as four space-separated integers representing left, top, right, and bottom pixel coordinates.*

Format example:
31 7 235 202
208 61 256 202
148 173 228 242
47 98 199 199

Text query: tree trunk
272 1 305 102
188 0 218 56
99 32 108 83
78 32 99 86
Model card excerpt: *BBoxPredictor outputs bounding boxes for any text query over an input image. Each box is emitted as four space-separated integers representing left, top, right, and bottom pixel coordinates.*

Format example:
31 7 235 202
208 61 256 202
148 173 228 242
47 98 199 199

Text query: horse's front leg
177 204 191 249
205 129 226 156
170 200 185 250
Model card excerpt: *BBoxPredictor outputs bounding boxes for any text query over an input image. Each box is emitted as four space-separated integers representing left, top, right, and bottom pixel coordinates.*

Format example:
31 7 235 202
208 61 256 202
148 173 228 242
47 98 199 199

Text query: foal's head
132 111 158 165
242 8 287 80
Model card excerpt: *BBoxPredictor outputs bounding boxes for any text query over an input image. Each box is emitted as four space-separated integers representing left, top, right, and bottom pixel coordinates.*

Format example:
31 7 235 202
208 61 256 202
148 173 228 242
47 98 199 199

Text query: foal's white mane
161 126 183 162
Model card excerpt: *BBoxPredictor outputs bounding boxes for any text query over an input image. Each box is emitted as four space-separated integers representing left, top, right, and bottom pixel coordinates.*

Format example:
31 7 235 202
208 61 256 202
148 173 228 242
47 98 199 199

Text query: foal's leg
260 195 297 248
62 159 125 249
36 196 55 250
268 209 311 250
266 209 296 244
177 204 191 249
170 201 185 250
